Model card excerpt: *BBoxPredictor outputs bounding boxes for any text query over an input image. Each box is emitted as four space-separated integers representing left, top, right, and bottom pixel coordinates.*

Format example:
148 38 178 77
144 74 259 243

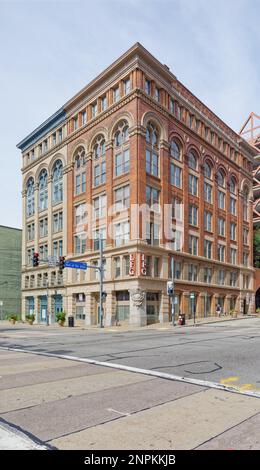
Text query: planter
59 320 65 327
28 320 34 325
10 319 16 325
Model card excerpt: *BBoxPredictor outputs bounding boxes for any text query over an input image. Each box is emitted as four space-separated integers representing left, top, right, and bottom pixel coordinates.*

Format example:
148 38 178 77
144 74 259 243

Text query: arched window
74 147 86 194
26 177 35 217
243 186 249 221
146 122 159 177
93 135 106 187
204 161 212 179
39 169 48 210
230 176 236 194
52 160 63 203
217 169 225 188
170 140 181 161
188 151 198 170
114 121 130 177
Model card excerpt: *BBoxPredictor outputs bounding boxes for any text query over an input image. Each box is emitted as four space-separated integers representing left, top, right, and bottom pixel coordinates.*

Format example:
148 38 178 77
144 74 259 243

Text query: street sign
64 260 88 270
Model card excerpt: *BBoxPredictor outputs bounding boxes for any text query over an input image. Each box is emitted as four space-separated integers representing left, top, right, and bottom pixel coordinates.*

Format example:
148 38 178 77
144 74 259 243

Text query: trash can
68 316 74 327
178 314 185 325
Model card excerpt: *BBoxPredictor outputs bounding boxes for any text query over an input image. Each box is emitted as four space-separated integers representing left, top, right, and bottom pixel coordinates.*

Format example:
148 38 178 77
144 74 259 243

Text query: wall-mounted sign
140 253 146 276
129 253 136 276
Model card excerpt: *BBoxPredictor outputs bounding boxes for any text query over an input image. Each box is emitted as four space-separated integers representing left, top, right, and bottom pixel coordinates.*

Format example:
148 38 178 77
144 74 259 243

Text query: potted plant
56 311 66 326
25 313 35 325
9 314 18 325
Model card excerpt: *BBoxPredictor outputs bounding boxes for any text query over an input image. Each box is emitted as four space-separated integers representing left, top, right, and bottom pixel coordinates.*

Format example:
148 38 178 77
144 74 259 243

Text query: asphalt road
0 317 259 392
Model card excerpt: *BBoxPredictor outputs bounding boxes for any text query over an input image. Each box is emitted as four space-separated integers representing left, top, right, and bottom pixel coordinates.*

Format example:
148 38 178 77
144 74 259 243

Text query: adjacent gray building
0 225 22 319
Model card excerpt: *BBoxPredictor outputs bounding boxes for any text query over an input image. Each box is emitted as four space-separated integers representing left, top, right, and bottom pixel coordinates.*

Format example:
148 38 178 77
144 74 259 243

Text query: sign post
190 292 195 325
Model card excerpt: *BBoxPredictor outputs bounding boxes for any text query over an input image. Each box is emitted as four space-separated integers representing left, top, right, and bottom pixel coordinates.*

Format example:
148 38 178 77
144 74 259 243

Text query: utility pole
99 233 104 328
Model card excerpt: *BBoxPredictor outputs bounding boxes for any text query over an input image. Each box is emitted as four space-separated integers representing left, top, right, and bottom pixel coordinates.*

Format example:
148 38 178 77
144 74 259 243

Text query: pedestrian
216 303 221 317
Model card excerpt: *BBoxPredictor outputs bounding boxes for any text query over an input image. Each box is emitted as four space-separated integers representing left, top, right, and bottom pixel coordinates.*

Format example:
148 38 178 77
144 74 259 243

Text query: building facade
0 225 22 319
17 43 256 326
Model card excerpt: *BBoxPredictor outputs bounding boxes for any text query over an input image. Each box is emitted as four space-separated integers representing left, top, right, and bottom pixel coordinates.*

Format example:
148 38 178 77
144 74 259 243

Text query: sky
0 0 259 229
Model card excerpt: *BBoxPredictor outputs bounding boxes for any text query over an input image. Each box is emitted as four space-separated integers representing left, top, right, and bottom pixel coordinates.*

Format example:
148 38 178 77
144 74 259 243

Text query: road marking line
220 377 240 384
107 408 131 417
0 345 260 399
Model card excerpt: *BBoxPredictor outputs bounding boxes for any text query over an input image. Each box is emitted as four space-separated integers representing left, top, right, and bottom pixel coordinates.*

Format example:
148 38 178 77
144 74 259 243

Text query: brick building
17 43 256 326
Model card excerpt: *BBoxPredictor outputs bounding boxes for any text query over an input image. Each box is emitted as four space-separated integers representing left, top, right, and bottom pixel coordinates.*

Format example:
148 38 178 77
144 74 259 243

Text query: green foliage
8 314 18 322
25 313 35 323
56 311 66 323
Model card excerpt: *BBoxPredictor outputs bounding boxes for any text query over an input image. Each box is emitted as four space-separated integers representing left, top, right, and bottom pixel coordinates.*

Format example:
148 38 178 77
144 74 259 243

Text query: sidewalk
0 313 259 334
0 421 47 450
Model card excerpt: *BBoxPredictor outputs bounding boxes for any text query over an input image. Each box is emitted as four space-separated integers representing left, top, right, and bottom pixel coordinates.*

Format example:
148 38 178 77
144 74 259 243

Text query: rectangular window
170 98 175 114
188 174 198 196
123 255 130 276
114 221 130 246
124 79 131 95
113 87 120 103
189 205 198 226
75 203 87 227
93 195 106 219
204 240 212 259
230 197 236 215
218 270 225 285
146 149 159 177
81 111 87 125
189 235 198 255
146 186 160 208
58 128 63 142
92 102 97 118
172 198 183 221
39 219 47 237
146 222 160 246
114 185 130 211
115 149 129 176
154 87 160 102
73 116 78 130
230 248 237 265
52 133 56 146
217 244 225 262
101 95 107 111
53 212 63 233
218 190 225 209
204 267 212 283
74 234 86 254
243 228 249 245
230 271 237 287
243 252 249 267
154 257 160 277
145 79 151 94
114 257 121 278
218 218 225 237
204 211 212 232
204 183 212 203
170 163 182 188
188 264 198 282
93 227 106 251
230 223 236 241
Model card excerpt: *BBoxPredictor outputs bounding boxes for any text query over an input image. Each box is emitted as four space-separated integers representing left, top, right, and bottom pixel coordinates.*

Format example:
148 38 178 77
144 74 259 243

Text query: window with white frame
217 244 225 262
113 86 120 103
81 111 87 125
39 169 48 210
101 95 107 111
189 205 198 226
204 182 212 203
124 78 131 95
230 197 236 215
39 218 48 238
204 211 212 232
146 185 160 209
52 160 63 204
218 269 225 285
230 248 237 264
92 102 98 118
204 161 212 179
154 86 160 102
172 197 183 221
204 240 212 259
230 222 236 241
114 257 121 278
75 203 87 227
188 174 198 196
53 212 63 233
243 228 249 245
243 252 249 266
170 163 182 188
188 264 198 281
93 135 106 186
39 244 48 262
218 217 225 237
188 151 198 170
189 235 198 255
93 227 106 251
218 190 225 209
26 177 35 217
170 140 181 161
114 221 130 247
74 233 86 254
145 79 151 94
146 122 159 177
114 121 129 176
204 267 212 283
114 185 130 212
230 271 237 287
27 223 35 241
123 255 130 276
53 239 63 258
93 195 106 220
74 147 86 195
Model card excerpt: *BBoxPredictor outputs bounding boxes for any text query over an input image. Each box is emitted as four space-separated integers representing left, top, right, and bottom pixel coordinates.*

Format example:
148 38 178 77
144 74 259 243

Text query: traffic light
167 281 174 296
59 256 65 273
33 252 39 267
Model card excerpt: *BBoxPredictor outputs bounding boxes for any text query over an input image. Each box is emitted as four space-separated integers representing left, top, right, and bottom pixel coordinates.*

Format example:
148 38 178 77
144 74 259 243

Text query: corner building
18 43 256 326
